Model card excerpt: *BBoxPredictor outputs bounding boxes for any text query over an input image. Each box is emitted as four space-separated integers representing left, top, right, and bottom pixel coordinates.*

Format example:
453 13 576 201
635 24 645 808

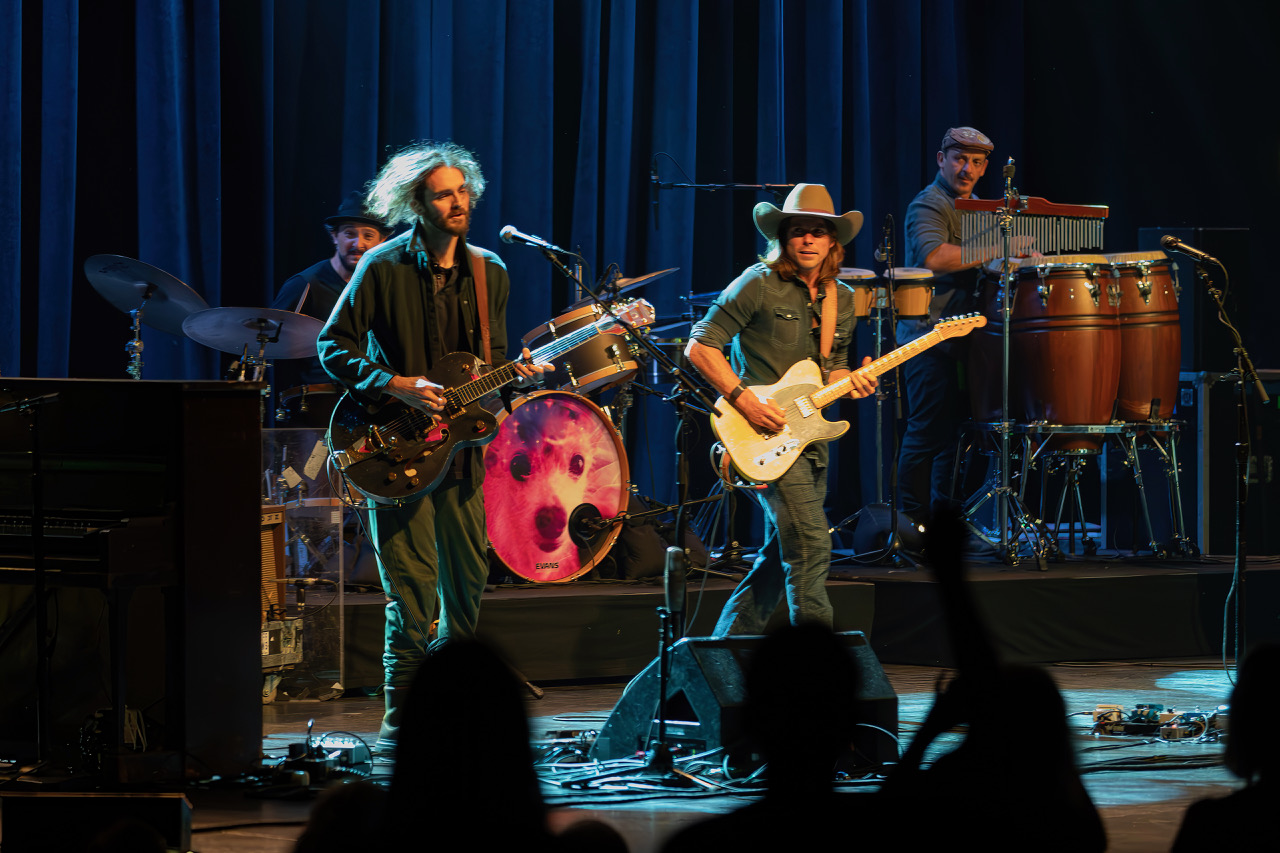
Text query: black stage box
589 631 897 770
1175 370 1280 556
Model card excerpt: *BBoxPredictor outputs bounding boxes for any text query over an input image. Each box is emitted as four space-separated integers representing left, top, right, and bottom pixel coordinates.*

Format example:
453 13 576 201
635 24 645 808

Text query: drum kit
85 252 682 584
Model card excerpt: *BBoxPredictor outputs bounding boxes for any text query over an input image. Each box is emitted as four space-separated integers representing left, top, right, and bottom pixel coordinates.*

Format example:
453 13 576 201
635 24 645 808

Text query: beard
423 202 471 237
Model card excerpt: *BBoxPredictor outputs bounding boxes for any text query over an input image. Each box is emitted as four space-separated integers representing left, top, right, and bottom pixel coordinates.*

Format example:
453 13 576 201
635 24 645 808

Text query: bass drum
484 391 629 582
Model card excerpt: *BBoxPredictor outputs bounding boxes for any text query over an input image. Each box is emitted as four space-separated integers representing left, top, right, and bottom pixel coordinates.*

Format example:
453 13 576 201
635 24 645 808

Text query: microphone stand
533 245 722 788
1193 259 1261 663
831 217 915 568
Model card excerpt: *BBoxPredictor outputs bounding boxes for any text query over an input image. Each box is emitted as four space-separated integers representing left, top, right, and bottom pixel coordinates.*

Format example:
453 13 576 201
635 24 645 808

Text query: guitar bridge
752 439 800 469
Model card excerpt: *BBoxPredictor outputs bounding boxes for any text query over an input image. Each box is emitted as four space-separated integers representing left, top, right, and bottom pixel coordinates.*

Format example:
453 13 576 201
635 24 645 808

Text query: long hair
364 140 487 227
760 217 846 284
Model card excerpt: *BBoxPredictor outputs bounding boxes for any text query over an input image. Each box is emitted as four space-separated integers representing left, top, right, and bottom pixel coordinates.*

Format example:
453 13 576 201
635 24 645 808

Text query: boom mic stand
1189 257 1260 662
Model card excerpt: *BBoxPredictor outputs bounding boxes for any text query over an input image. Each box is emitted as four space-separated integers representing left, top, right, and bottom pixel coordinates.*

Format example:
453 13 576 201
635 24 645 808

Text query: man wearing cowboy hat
685 183 877 636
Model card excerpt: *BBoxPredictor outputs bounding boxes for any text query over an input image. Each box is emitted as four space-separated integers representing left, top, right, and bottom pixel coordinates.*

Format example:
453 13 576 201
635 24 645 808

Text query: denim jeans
896 316 969 519
369 475 489 688
714 450 832 635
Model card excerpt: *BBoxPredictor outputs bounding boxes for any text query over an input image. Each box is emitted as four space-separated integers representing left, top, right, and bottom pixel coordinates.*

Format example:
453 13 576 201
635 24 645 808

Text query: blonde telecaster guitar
712 313 987 483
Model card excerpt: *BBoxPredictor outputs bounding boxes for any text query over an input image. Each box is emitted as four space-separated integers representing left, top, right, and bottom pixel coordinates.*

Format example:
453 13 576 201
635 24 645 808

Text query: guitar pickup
753 439 799 468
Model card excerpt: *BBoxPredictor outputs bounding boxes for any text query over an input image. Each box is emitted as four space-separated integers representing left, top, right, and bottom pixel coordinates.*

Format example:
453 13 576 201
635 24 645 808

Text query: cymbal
837 267 876 281
84 254 210 336
182 307 325 359
566 267 679 310
649 319 692 338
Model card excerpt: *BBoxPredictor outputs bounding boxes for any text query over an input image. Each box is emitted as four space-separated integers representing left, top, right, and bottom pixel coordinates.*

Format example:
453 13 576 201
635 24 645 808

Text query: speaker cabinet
589 631 897 770
0 792 191 853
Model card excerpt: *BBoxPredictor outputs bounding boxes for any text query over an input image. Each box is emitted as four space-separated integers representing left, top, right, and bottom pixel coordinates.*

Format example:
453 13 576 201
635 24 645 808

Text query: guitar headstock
596 299 656 334
935 313 987 339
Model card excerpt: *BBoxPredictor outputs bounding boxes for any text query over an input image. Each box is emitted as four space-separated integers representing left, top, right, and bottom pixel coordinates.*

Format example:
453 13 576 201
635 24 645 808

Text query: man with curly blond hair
319 141 546 754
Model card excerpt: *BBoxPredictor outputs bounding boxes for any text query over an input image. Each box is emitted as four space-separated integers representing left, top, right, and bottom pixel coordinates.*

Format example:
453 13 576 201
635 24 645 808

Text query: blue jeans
896 317 968 519
714 450 832 636
369 475 489 688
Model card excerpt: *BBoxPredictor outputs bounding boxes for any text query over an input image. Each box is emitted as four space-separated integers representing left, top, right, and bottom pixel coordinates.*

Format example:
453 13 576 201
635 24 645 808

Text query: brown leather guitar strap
466 244 491 360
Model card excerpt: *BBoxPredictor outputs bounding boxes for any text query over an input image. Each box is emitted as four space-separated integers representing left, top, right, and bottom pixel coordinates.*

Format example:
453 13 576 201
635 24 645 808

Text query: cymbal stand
126 298 149 380
965 160 1050 568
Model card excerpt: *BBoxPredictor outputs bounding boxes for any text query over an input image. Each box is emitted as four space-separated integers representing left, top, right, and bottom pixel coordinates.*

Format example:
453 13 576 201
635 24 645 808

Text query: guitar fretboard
809 317 982 410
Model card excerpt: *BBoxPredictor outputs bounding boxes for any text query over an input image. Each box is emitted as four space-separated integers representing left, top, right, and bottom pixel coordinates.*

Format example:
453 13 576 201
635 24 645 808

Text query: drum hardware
84 254 211 379
954 164 1122 566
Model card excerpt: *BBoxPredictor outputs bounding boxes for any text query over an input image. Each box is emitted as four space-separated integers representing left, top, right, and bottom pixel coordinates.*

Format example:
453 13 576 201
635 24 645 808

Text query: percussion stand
1194 259 1263 659
968 160 1051 568
830 217 917 568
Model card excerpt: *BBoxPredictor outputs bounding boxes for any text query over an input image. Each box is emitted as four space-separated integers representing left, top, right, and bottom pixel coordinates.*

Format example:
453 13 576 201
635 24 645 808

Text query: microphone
499 225 569 255
1160 234 1218 266
663 545 687 618
650 161 661 231
873 213 893 263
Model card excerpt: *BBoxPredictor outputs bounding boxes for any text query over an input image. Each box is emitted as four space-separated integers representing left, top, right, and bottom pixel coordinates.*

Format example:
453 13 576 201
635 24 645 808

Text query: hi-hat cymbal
84 254 210 336
566 268 679 310
182 307 325 360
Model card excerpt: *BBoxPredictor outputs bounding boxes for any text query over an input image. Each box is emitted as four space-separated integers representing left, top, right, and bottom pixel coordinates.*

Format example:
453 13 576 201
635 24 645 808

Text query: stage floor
172 656 1241 853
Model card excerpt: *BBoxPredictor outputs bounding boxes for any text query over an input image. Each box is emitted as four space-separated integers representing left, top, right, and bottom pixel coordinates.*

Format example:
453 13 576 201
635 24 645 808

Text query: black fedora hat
324 191 390 232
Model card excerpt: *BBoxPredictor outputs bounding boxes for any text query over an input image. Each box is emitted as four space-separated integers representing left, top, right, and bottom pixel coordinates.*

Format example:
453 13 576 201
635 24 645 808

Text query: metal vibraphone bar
957 196 1110 265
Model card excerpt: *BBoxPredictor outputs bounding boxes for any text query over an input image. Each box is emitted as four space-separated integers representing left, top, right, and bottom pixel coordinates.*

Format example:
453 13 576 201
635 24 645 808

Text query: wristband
728 382 748 405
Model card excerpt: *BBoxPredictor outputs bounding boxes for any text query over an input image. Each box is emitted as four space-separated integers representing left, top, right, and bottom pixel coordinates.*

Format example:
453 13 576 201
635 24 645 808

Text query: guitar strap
466 244 491 361
808 278 837 378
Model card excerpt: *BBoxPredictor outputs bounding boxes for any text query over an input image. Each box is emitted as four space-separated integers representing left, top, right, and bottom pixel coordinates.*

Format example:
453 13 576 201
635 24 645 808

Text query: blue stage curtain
2 0 1259 521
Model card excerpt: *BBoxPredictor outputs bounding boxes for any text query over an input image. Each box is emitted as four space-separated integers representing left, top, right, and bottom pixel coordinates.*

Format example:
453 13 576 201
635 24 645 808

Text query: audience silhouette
661 622 878 851
879 504 1106 851
1172 642 1280 851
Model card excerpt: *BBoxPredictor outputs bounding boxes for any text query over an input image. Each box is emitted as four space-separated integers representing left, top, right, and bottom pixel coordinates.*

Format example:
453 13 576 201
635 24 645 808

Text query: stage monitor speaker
0 792 191 853
589 631 897 770
1137 227 1249 372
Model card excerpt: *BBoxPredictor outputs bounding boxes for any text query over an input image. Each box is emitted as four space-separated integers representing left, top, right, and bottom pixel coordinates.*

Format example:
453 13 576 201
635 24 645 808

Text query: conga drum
838 267 876 318
483 391 629 582
890 267 934 317
971 256 1120 451
1106 251 1181 422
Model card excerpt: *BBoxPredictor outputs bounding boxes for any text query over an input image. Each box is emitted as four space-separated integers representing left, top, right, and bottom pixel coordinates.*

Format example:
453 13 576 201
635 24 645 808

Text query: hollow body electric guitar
327 299 655 504
713 314 987 483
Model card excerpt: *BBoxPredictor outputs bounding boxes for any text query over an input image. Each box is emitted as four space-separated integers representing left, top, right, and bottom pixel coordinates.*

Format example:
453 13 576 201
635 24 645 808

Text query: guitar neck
445 316 617 407
809 327 949 410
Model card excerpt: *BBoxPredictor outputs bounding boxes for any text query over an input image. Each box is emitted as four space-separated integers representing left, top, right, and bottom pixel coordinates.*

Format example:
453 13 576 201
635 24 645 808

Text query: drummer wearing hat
272 192 393 393
686 183 877 636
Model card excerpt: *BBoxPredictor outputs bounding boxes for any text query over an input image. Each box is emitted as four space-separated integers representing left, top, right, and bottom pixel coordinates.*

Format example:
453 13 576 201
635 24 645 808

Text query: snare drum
838 268 876 317
1106 251 1180 422
522 303 639 395
276 382 342 428
483 391 629 582
890 267 934 317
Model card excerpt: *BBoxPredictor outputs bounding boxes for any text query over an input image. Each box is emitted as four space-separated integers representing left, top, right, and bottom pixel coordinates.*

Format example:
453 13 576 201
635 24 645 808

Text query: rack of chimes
956 196 1110 265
